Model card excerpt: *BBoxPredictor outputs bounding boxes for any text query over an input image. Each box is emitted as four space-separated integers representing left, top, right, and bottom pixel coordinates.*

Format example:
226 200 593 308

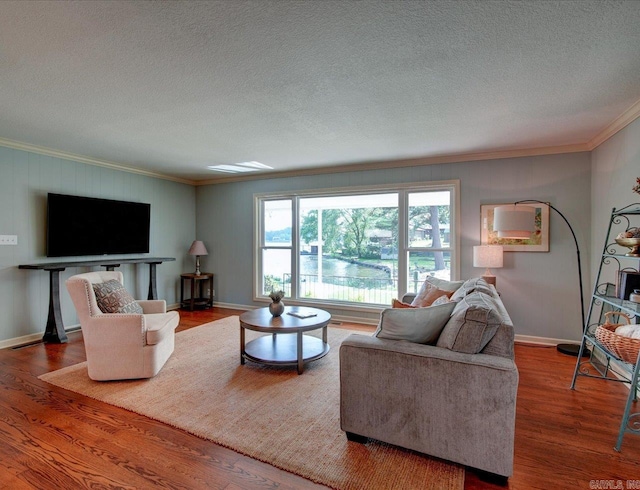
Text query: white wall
591 118 640 291
0 147 196 344
197 151 591 342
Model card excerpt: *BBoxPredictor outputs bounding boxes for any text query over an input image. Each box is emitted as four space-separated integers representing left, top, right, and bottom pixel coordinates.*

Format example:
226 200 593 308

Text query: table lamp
188 240 208 276
473 245 503 286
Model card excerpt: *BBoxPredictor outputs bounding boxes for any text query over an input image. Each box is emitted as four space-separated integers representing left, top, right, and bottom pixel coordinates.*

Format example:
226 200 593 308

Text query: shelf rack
571 203 640 451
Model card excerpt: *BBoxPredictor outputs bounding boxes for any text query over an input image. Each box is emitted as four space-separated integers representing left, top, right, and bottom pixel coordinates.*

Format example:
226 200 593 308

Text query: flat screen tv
47 193 151 257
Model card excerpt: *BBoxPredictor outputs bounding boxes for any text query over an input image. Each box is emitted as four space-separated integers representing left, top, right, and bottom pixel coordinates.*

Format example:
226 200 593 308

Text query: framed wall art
480 203 550 252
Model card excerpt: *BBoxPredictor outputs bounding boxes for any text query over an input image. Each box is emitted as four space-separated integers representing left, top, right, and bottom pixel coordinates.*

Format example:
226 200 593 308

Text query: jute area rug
40 316 464 489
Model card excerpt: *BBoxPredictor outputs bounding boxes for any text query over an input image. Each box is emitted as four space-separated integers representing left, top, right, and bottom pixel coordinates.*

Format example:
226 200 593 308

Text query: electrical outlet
0 235 17 245
212 289 215 297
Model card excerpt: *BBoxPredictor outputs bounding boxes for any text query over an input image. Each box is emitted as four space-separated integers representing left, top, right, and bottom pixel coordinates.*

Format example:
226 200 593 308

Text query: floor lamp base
556 343 589 357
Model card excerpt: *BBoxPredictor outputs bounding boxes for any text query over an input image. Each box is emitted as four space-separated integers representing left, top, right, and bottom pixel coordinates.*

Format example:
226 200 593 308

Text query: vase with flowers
268 290 285 317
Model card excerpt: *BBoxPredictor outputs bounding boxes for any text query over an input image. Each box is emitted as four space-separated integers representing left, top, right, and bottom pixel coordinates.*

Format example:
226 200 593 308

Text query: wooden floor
2 307 640 489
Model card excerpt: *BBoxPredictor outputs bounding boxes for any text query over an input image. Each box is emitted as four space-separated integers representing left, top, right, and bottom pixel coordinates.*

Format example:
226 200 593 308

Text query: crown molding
0 137 197 186
587 97 640 150
4 96 639 188
195 143 590 186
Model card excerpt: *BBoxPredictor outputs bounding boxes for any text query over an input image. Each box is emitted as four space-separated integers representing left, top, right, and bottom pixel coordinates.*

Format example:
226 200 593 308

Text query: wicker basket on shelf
595 311 639 364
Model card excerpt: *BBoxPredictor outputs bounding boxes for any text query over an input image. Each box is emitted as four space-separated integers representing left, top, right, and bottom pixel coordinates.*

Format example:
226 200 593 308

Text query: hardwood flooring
1 307 640 489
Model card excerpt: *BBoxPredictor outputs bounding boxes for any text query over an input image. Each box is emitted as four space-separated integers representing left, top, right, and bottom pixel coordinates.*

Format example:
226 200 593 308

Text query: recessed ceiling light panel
240 161 272 169
207 161 273 174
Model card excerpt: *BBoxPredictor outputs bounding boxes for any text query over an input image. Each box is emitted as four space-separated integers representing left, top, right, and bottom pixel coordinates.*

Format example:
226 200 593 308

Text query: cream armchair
66 271 179 381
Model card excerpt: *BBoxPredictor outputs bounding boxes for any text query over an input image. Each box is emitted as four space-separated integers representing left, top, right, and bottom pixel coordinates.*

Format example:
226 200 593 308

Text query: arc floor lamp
493 200 587 357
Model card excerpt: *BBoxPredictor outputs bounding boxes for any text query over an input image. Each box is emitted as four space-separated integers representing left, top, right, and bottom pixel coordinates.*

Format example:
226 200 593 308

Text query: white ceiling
1 0 639 184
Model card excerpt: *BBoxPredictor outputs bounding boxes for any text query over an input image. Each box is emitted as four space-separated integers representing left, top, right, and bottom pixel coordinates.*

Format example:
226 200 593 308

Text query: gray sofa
339 278 518 478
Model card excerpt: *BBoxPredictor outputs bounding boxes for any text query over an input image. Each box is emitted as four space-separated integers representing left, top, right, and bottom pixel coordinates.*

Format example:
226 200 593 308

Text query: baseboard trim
331 314 378 326
514 334 575 346
1 333 45 350
211 301 252 312
1 324 82 350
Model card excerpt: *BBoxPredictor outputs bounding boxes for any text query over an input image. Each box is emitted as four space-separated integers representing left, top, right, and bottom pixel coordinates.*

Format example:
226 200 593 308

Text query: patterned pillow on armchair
93 279 143 314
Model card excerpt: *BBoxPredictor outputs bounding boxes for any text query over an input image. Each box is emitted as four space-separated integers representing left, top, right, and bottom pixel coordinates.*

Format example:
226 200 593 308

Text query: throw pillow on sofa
93 279 144 314
450 277 493 302
410 277 464 307
436 291 503 353
395 295 452 308
431 295 453 306
375 301 456 344
417 286 455 307
391 298 417 308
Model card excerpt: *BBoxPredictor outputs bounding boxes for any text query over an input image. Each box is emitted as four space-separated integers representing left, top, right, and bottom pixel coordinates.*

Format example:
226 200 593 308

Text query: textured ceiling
1 0 639 183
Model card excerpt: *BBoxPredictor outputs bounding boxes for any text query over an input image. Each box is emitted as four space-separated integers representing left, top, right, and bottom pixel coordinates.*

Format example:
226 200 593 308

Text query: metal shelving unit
571 203 640 451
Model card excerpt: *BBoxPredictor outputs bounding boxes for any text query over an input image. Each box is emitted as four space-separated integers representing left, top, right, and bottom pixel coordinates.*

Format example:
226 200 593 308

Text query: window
254 181 458 308
406 191 453 295
259 199 292 295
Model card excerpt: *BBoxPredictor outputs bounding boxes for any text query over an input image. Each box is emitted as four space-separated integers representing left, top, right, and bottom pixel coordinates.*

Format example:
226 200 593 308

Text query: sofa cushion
481 323 515 359
410 277 464 307
431 295 453 306
375 301 456 344
450 277 493 302
93 279 143 314
436 291 503 353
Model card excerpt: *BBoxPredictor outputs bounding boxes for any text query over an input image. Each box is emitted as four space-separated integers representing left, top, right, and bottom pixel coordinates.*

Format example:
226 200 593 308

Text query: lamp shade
493 205 536 239
188 240 208 256
473 245 504 268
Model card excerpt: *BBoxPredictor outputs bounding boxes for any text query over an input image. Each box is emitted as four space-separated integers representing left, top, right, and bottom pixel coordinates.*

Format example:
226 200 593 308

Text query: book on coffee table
287 309 318 319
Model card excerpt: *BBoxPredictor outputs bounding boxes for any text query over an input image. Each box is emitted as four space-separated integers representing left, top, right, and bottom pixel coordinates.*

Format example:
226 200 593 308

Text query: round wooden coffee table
239 306 331 374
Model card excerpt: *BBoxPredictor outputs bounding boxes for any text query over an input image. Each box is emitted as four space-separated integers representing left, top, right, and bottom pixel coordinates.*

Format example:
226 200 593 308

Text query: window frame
253 180 460 311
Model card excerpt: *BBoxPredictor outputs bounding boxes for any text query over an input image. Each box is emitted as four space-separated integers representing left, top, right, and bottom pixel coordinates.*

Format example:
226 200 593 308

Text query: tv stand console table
19 257 175 344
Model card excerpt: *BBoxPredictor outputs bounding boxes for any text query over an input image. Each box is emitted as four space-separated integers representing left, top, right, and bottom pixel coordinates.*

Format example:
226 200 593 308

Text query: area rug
40 316 464 489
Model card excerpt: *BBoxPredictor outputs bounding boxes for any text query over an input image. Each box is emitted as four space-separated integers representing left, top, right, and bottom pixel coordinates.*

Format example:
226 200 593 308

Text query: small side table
180 272 214 311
